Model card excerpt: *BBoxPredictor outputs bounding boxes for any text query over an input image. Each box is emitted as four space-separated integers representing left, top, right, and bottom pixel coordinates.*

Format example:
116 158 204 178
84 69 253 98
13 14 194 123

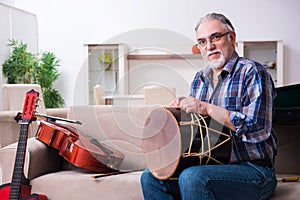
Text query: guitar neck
9 122 30 200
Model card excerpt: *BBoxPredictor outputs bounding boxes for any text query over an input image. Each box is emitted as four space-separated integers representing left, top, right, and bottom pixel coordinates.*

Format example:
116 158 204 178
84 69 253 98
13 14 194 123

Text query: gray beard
208 55 226 69
204 49 226 70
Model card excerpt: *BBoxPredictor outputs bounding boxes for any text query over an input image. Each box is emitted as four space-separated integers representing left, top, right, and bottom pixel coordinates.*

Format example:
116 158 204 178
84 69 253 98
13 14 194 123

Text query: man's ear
230 31 236 44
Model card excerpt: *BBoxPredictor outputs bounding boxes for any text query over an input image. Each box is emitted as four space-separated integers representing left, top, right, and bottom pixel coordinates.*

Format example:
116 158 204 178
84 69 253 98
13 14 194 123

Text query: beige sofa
0 105 300 200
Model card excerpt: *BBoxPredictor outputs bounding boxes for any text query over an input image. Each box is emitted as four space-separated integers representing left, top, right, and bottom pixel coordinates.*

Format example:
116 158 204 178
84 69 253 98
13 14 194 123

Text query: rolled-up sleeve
229 65 275 143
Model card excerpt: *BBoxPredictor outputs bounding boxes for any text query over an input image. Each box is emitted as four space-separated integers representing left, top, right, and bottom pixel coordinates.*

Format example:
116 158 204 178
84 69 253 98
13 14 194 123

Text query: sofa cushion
30 170 144 200
30 170 300 200
0 137 62 184
66 105 159 171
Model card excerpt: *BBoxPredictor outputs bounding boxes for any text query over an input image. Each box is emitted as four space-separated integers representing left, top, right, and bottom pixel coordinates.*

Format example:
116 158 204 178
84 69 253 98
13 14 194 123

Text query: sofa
0 105 300 200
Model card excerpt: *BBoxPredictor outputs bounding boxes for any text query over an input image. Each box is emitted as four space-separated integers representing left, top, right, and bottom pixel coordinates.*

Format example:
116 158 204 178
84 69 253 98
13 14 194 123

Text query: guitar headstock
21 89 39 122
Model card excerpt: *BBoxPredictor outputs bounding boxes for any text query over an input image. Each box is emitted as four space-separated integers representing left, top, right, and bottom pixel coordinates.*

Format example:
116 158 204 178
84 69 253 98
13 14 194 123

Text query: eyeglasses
197 31 231 48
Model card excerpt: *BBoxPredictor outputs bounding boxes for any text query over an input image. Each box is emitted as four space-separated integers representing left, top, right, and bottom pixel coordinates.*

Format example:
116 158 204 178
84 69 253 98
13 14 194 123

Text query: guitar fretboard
9 122 30 200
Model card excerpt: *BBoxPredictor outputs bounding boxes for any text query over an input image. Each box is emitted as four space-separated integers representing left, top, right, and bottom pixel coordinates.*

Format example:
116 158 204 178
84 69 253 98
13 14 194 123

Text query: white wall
0 2 38 85
0 2 38 110
4 0 300 106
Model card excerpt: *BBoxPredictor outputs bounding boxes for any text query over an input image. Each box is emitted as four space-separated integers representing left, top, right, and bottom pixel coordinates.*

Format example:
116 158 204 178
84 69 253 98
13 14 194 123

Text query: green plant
97 52 113 70
2 39 65 108
2 39 38 84
97 52 112 63
34 52 65 108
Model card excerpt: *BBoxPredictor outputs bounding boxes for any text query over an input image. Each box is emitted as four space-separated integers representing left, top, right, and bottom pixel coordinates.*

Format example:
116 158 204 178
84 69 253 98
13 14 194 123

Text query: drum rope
179 113 230 165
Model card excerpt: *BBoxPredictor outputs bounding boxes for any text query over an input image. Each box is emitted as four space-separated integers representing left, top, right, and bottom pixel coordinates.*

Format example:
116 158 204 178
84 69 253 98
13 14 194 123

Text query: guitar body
0 183 47 200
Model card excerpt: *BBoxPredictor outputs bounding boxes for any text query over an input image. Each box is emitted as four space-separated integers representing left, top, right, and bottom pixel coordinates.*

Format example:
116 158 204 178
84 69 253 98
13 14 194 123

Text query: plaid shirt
190 51 277 163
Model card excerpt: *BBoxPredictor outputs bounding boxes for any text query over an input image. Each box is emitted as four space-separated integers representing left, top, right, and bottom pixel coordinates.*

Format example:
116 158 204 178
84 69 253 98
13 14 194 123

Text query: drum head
142 108 181 180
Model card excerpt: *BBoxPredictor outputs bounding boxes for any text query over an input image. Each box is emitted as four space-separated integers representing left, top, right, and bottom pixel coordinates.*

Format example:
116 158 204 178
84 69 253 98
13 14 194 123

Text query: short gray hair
195 13 235 32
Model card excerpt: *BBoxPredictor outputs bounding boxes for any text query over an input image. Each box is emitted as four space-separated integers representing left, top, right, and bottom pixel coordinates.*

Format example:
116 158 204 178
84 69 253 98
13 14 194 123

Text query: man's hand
168 96 186 107
179 96 210 115
176 96 236 131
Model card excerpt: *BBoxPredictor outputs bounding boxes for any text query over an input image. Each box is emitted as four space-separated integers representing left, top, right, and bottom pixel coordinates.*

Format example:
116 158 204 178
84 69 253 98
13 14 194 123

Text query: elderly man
140 13 277 200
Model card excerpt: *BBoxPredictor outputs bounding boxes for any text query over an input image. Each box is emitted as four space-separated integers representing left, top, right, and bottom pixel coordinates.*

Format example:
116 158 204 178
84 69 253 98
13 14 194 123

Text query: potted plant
34 51 65 108
97 51 113 71
2 39 65 108
2 40 38 84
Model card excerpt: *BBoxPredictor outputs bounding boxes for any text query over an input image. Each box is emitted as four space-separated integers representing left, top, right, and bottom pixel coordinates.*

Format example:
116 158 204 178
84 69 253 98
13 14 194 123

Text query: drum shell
143 107 231 180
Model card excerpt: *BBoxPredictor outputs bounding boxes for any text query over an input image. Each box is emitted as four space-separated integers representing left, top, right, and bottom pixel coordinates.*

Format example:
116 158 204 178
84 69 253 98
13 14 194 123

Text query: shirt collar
201 51 240 80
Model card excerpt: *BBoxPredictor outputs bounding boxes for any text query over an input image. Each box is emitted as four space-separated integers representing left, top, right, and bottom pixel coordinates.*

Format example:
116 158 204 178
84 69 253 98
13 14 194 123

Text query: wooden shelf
127 54 202 60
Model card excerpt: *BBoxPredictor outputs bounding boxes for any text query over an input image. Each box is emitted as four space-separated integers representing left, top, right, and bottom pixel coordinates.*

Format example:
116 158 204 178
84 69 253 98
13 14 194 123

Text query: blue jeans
140 162 277 200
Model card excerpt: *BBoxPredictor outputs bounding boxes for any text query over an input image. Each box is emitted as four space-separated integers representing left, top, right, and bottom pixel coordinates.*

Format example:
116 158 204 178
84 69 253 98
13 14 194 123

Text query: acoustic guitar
0 89 47 200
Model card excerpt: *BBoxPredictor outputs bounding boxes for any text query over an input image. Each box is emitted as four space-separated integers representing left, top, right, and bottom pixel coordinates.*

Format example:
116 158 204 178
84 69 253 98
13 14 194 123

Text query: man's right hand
168 96 186 107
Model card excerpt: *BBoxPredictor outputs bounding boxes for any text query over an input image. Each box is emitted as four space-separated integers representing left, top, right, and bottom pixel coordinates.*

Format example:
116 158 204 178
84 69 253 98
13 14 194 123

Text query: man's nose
206 40 216 51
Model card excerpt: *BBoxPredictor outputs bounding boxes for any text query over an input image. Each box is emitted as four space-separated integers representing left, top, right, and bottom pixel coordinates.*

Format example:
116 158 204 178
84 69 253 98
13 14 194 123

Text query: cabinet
86 44 128 104
236 41 283 87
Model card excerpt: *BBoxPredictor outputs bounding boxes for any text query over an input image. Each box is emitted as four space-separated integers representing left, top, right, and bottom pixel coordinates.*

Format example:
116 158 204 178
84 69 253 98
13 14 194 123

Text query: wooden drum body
142 107 231 180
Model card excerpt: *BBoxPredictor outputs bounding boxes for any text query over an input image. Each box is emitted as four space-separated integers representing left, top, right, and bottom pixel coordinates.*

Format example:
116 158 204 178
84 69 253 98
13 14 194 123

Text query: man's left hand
180 96 210 115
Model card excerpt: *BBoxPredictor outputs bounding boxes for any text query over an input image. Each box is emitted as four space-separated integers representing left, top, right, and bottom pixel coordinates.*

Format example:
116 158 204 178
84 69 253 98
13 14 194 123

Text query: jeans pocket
246 161 276 188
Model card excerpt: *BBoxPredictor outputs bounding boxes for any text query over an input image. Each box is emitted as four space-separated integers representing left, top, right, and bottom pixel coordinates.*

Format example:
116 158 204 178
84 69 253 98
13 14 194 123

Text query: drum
142 107 231 180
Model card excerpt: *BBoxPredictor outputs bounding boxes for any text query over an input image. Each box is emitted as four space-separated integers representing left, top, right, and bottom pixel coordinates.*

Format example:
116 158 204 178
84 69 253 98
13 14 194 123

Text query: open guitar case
273 83 300 124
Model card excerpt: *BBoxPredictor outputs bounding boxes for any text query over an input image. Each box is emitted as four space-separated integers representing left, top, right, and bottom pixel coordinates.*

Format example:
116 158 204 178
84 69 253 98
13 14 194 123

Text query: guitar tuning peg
37 98 43 105
14 112 22 123
34 110 39 117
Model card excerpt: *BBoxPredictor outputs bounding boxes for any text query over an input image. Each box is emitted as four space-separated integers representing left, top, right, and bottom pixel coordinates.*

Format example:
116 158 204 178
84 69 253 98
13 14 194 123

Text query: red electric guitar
0 89 47 200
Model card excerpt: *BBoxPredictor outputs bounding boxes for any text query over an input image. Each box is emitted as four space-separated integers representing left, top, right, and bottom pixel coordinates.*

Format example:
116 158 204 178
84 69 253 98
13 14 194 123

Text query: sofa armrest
0 111 23 148
0 110 18 122
0 111 41 148
0 137 62 184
